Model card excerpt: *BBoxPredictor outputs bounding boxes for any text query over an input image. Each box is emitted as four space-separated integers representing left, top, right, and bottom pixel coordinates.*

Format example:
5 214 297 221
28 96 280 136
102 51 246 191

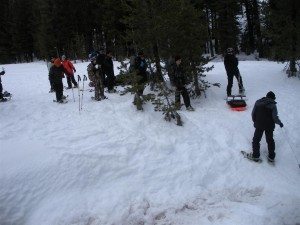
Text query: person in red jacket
61 55 78 89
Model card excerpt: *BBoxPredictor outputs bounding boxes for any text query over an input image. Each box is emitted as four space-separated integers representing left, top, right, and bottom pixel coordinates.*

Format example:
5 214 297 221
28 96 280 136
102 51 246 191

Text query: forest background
0 0 299 75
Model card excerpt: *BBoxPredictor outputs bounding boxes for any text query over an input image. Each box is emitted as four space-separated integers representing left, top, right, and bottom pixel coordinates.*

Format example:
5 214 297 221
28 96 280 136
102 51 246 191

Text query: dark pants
0 82 3 99
53 82 64 101
175 87 190 108
67 75 78 88
106 74 115 91
227 73 244 96
252 128 275 159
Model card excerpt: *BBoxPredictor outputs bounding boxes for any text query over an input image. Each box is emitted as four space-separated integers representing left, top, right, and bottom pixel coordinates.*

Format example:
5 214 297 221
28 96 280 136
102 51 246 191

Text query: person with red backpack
61 55 78 89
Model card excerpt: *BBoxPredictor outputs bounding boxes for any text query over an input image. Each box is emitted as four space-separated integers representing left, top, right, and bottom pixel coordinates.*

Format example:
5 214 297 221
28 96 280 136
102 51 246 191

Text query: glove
0 71 5 75
280 123 284 128
74 69 76 73
95 65 99 69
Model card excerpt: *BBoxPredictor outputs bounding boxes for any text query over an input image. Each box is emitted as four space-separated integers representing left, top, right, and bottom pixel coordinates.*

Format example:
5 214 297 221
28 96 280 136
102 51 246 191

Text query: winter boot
186 106 195 111
247 152 260 162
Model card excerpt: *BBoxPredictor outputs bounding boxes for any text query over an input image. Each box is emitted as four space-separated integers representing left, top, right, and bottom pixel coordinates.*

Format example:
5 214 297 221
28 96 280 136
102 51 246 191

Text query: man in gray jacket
251 91 284 162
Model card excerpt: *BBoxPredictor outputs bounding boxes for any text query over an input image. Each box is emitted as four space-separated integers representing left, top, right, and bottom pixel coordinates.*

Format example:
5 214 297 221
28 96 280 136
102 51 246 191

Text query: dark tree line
0 0 299 75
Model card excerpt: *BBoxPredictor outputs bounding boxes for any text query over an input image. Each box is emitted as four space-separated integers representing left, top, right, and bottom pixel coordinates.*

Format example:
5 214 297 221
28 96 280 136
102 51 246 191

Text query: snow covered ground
0 58 300 225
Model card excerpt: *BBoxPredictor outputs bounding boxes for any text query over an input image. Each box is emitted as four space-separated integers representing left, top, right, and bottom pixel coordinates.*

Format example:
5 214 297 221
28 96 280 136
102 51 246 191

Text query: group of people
45 47 284 163
87 48 116 101
47 48 116 103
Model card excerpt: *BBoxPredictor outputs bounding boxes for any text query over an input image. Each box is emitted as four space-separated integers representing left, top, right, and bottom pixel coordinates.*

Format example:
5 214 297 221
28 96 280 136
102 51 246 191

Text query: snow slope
0 59 300 225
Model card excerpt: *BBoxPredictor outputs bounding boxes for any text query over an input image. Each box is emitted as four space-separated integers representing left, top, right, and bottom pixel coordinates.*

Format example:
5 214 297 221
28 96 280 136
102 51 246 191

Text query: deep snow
0 58 300 225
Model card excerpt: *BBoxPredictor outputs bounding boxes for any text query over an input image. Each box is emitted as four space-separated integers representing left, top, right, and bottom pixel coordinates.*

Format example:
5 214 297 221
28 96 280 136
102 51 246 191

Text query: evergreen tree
0 0 14 63
215 0 242 54
265 0 300 76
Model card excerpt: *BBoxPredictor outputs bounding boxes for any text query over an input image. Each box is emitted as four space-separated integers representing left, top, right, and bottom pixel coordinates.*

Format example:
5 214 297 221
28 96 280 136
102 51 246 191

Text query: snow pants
0 81 3 99
67 75 78 88
175 86 190 108
53 81 64 101
227 73 244 96
252 128 275 159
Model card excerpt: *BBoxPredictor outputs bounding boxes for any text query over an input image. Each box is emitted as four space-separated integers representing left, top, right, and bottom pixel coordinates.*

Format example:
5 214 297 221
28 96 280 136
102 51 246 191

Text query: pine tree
264 0 300 76
215 0 241 53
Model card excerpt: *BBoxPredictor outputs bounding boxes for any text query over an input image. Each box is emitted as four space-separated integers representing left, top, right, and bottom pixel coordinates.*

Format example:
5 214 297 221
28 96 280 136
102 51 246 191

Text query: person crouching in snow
87 56 106 101
49 58 71 103
61 55 78 89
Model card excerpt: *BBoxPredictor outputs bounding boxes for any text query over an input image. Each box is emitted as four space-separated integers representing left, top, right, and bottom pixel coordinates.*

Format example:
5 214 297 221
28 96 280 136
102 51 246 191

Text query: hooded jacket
49 59 69 83
224 53 239 75
252 97 282 130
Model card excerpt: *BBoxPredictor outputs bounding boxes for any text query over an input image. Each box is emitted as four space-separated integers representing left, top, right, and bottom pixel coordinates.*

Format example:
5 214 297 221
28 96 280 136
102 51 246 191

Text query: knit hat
54 58 61 67
174 55 181 62
227 48 234 54
266 91 276 100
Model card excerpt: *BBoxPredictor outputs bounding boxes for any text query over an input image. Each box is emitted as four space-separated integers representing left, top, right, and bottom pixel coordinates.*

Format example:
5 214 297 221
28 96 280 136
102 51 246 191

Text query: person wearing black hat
224 47 245 96
249 91 283 162
169 56 194 111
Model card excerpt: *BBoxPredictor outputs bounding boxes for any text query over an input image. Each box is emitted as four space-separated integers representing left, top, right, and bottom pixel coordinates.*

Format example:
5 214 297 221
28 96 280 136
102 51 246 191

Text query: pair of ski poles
77 75 87 112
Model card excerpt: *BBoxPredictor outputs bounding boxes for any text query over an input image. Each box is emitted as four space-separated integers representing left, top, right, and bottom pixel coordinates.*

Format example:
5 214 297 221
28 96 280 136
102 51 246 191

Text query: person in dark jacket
224 48 245 96
251 91 283 162
0 69 6 102
134 51 148 95
169 56 194 111
47 56 55 93
49 58 70 103
96 47 106 86
103 50 116 93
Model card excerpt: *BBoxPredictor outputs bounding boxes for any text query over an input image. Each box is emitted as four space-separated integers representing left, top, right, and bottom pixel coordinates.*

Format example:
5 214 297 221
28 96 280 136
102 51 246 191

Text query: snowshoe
0 98 8 102
241 151 262 163
3 91 12 98
186 106 195 111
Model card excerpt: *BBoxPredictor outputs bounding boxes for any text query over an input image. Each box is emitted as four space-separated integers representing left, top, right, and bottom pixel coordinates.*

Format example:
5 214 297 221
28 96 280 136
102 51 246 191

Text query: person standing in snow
47 56 55 93
61 55 78 89
87 56 106 101
0 69 7 102
224 47 245 96
250 91 284 162
96 47 106 86
103 50 116 93
134 51 148 96
168 56 194 111
49 58 70 103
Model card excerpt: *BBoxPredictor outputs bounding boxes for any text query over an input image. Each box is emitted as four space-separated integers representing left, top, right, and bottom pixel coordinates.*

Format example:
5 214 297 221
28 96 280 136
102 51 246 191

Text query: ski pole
71 81 75 102
77 75 81 112
81 75 87 110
